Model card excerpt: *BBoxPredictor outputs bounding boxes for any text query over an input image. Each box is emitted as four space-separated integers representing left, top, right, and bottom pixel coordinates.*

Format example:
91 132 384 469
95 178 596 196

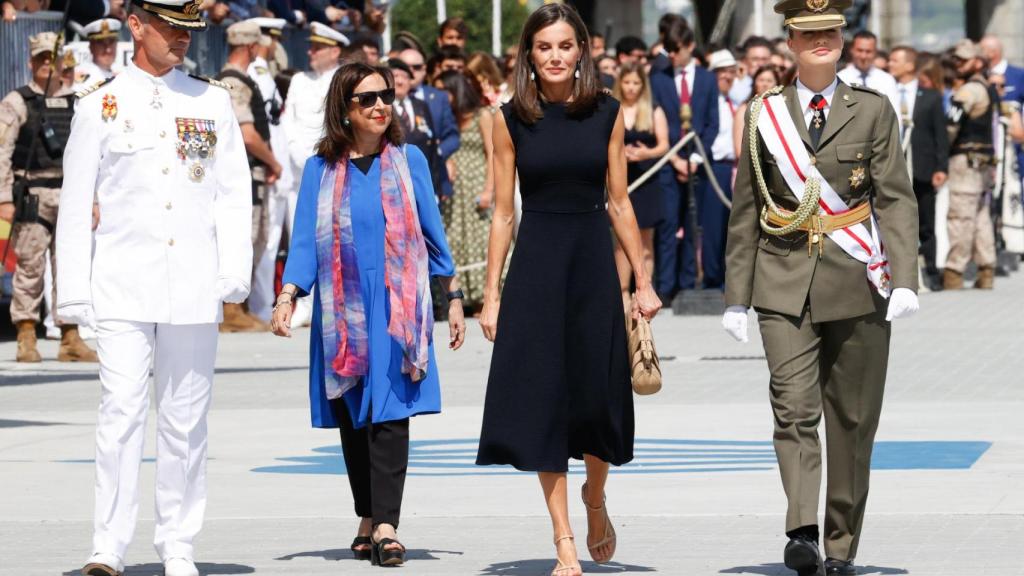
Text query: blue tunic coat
282 147 455 429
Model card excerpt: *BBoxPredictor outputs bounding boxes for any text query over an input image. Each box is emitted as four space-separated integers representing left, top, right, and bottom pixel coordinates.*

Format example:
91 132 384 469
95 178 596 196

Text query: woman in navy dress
271 63 466 567
476 5 662 575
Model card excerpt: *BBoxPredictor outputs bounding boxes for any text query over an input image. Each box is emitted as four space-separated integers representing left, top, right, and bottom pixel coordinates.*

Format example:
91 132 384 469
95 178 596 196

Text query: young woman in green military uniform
723 1 921 575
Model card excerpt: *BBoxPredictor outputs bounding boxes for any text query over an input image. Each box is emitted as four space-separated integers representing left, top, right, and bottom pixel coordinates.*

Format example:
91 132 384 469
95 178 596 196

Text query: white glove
57 303 96 331
721 305 749 343
217 277 250 304
885 287 919 321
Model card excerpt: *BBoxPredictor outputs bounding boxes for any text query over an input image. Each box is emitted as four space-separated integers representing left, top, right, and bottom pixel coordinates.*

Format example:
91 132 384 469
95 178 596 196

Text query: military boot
57 325 99 362
220 303 270 333
15 321 42 363
974 266 995 290
943 269 964 290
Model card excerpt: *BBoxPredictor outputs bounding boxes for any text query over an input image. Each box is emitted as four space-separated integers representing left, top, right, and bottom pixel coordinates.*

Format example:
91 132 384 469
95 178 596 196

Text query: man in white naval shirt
706 49 738 291
837 30 902 131
56 1 252 575
280 21 347 327
73 18 123 91
246 16 294 323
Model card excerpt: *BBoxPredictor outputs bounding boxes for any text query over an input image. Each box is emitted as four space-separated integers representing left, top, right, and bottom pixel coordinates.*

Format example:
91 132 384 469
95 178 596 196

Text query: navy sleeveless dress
625 110 665 229
475 94 634 473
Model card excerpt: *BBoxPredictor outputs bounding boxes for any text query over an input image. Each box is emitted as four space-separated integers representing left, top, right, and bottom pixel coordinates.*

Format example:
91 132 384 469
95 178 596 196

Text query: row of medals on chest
101 88 215 182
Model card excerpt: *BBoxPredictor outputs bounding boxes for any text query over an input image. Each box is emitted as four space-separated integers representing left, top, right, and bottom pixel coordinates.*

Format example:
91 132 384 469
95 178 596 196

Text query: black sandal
370 537 406 567
351 536 372 561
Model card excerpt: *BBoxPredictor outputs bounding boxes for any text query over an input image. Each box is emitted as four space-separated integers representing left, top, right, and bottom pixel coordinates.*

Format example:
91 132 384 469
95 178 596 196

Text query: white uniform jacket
281 66 337 169
57 61 253 325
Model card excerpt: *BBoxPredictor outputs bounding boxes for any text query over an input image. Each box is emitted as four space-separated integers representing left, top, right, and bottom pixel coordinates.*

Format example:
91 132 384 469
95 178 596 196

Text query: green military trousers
757 306 891 562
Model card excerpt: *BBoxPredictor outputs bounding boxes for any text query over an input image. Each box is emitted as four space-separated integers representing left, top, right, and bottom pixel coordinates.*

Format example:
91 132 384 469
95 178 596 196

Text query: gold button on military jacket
725 82 919 323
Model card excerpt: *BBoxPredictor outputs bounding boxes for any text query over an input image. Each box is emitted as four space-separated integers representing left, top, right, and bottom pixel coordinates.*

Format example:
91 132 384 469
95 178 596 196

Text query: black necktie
809 94 826 150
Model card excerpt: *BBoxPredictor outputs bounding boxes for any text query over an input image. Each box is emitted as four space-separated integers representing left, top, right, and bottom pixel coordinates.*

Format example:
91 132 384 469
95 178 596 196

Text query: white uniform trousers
92 320 218 563
249 188 295 322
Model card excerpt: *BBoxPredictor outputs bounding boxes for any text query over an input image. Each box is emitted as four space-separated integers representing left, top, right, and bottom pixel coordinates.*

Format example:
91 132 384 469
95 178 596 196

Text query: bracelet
272 299 293 313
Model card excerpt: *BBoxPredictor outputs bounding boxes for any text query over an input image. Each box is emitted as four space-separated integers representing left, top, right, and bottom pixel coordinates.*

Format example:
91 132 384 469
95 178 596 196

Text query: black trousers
913 179 938 275
330 399 410 528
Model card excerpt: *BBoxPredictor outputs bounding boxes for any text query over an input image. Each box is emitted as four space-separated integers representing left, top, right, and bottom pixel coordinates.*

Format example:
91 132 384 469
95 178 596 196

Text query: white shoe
164 557 199 576
82 552 123 575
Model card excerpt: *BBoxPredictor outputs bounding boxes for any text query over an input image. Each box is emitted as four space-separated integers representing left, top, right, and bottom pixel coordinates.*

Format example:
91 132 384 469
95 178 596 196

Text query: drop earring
574 65 580 79
530 69 536 81
343 117 351 126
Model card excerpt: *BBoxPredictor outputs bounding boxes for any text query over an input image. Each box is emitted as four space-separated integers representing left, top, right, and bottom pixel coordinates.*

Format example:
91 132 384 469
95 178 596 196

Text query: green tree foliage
392 0 530 56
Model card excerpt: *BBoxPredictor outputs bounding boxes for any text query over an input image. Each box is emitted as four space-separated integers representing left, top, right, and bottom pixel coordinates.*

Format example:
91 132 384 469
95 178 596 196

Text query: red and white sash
756 93 892 298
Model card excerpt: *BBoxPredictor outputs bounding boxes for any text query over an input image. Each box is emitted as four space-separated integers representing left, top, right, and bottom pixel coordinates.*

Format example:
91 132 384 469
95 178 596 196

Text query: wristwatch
445 289 465 302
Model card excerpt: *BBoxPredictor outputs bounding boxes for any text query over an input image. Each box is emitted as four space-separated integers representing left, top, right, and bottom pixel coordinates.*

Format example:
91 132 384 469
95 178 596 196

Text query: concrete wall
970 0 1024 66
592 0 645 46
731 0 785 43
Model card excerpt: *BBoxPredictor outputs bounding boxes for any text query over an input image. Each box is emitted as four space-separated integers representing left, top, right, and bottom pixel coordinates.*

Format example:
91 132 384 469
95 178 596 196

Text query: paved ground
1 272 1022 575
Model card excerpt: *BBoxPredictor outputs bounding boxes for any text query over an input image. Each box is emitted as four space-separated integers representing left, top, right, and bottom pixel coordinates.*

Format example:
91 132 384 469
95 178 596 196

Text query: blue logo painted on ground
250 439 992 477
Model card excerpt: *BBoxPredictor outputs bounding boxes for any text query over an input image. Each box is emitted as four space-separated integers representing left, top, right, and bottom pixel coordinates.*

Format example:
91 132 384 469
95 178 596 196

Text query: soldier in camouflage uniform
944 39 999 290
0 32 97 363
216 20 283 331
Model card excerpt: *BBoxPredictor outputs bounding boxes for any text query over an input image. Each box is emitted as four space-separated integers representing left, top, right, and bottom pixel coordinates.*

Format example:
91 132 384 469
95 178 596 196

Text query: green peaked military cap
774 0 852 31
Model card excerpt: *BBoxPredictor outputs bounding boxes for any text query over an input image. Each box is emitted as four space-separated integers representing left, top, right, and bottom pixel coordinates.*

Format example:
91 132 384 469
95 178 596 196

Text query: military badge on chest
849 166 866 190
175 117 217 182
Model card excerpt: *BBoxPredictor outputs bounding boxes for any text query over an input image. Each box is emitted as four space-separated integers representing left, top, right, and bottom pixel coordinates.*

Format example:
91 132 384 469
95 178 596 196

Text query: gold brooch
806 0 829 12
849 166 866 189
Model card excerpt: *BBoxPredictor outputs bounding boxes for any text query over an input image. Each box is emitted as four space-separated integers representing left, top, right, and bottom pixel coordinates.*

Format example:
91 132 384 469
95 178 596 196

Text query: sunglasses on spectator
350 89 396 108
408 63 426 71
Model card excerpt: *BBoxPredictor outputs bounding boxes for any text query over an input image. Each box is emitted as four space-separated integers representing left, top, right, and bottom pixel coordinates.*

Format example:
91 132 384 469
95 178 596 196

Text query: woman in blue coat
271 62 466 567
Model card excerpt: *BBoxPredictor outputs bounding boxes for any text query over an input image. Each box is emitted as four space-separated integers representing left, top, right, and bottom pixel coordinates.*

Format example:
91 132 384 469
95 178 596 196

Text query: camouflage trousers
10 185 59 325
946 154 997 273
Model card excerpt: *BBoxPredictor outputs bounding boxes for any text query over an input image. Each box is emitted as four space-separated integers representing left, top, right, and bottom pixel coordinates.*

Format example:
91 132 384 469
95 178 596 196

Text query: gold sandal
582 482 617 564
551 534 583 576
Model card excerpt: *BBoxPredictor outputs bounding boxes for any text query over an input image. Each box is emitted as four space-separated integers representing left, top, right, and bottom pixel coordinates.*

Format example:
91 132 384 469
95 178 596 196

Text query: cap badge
806 0 829 12
183 1 200 17
100 20 110 33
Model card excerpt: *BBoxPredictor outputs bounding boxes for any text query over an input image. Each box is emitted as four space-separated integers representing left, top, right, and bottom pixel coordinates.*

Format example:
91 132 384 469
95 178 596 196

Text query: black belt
21 177 63 188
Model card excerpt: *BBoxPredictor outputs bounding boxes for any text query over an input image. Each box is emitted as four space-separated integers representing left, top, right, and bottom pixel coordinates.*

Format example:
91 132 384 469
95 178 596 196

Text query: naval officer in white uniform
56 1 252 575
279 20 347 327
73 18 123 92
246 16 294 322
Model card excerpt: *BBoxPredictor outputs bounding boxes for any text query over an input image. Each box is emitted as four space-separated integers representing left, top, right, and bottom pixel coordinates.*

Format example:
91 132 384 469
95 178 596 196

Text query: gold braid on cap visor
784 14 846 28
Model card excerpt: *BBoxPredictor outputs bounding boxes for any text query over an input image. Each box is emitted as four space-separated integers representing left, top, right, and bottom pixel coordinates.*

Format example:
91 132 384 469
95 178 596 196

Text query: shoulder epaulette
188 74 232 90
850 83 883 97
75 77 114 99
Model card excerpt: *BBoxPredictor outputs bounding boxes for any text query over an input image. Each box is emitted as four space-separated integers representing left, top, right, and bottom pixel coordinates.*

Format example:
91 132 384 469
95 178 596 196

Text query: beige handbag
626 314 661 395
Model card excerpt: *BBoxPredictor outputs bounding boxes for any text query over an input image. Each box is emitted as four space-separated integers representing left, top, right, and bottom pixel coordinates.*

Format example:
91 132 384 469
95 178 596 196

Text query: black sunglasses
350 88 396 108
409 63 426 71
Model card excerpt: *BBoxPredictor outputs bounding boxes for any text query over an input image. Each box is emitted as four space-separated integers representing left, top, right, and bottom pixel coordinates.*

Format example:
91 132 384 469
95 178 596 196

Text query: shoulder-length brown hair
511 3 601 124
316 62 403 163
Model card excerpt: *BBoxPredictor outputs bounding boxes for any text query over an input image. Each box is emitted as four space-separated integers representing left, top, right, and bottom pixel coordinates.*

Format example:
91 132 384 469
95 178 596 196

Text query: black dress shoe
784 536 825 576
825 558 857 575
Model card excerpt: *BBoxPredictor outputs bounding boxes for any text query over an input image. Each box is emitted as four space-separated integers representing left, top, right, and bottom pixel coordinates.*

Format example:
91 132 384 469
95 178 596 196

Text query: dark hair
615 35 648 57
890 45 918 65
740 35 774 56
658 13 686 41
852 30 878 44
662 18 695 54
745 65 783 103
436 44 467 63
590 30 604 41
437 70 483 120
438 17 469 40
351 36 381 54
316 62 403 163
512 3 601 124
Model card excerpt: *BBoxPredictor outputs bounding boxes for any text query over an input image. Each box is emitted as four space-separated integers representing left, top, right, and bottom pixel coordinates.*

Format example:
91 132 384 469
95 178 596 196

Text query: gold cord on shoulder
747 86 822 238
